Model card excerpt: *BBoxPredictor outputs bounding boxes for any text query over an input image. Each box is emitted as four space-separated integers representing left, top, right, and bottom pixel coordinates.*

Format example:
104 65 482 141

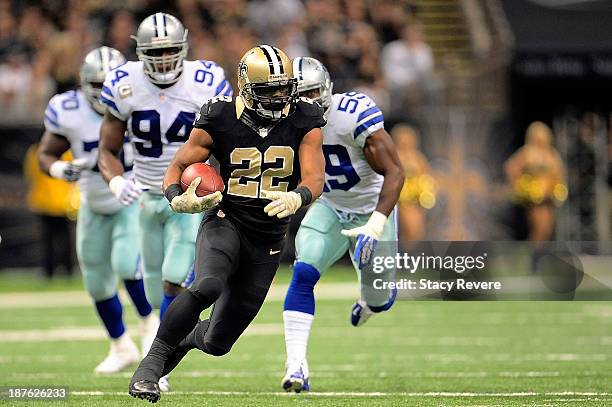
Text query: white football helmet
132 13 188 85
80 46 126 114
292 57 333 116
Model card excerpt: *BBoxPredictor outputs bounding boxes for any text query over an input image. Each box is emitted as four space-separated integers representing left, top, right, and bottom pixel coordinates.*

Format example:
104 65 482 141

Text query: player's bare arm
38 131 70 172
98 110 147 205
298 127 325 199
98 110 127 182
162 128 213 191
340 127 404 268
363 128 405 216
162 128 221 214
39 130 86 182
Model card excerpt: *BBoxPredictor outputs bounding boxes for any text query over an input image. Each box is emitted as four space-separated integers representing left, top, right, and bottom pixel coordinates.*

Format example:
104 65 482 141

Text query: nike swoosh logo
269 249 281 255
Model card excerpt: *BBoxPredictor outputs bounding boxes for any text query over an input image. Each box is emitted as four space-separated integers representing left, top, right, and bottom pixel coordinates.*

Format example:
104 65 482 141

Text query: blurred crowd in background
0 0 434 125
0 0 610 276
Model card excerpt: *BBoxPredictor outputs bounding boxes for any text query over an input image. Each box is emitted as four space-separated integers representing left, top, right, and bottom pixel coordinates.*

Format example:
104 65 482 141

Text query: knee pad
283 262 320 314
190 276 224 306
82 268 117 302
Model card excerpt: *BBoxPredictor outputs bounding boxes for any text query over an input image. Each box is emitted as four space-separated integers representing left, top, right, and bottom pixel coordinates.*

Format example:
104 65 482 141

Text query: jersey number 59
322 144 361 191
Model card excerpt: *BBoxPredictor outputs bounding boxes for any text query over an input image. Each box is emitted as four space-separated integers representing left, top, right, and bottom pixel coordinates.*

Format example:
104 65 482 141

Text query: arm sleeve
100 71 129 121
352 102 385 148
212 65 234 98
43 96 66 136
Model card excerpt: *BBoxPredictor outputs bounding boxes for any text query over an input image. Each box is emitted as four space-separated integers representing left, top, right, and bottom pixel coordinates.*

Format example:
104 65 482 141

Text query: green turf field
0 268 611 406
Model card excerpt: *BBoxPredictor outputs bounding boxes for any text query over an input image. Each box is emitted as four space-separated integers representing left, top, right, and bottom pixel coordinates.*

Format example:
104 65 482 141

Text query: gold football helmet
237 45 297 120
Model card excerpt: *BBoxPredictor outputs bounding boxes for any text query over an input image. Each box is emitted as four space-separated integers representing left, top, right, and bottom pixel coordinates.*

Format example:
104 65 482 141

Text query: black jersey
194 96 325 239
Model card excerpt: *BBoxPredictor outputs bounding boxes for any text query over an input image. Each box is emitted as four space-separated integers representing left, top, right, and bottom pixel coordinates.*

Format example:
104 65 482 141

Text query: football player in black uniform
129 45 326 403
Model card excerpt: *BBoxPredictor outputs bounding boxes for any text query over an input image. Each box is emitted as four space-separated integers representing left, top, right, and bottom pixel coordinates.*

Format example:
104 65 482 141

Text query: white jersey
100 60 231 194
43 90 132 215
319 92 385 214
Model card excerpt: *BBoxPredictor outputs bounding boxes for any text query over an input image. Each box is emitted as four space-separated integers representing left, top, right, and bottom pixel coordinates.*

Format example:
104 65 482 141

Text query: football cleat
350 300 374 327
139 313 160 356
350 288 397 327
129 380 160 403
158 375 170 392
282 362 310 393
94 334 140 374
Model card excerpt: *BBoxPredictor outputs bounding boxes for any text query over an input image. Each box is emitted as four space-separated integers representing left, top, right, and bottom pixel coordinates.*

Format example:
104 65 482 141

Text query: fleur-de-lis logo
239 61 248 79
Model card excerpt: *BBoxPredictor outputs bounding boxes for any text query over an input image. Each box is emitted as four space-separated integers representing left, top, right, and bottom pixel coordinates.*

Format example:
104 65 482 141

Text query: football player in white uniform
281 57 404 392
38 46 157 374
98 14 231 391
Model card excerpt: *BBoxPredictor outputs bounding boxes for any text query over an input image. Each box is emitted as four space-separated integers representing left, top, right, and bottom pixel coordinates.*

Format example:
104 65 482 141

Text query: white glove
109 175 149 206
262 190 302 219
49 158 88 182
341 211 387 269
170 177 223 214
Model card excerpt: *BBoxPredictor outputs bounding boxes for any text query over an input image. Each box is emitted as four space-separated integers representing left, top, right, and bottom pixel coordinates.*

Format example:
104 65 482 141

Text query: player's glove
341 211 387 269
109 175 149 206
49 158 88 182
170 177 222 214
262 190 302 219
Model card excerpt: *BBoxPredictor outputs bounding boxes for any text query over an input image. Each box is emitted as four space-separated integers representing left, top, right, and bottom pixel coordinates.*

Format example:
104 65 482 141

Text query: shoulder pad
292 98 326 129
296 97 324 116
194 96 234 131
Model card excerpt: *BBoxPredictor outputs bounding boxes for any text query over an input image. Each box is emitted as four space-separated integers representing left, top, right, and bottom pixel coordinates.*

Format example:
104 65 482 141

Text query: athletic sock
284 262 320 315
159 293 176 320
282 262 319 367
283 310 314 366
161 319 210 377
95 294 125 339
124 279 153 317
130 337 174 385
157 290 203 346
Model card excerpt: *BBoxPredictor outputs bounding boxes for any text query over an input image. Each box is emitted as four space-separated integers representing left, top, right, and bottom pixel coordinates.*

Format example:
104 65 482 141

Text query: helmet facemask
79 46 126 115
299 81 333 119
293 56 334 119
82 80 105 114
242 79 298 120
132 13 189 85
136 44 188 85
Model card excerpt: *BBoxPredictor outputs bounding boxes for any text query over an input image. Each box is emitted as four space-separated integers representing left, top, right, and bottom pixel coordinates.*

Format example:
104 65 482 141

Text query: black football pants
156 211 284 356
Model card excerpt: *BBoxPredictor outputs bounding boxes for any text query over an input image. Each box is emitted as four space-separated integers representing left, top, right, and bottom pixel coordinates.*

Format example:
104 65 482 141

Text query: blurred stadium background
0 0 610 273
0 1 611 405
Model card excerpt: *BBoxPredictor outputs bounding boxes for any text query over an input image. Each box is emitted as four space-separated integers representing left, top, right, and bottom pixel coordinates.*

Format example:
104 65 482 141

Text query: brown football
180 163 224 197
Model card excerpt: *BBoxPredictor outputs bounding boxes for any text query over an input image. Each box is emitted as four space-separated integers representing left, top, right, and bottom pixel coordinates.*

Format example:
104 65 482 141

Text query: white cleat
94 333 140 374
350 300 374 327
158 375 171 392
282 360 310 393
351 288 397 327
139 313 160 356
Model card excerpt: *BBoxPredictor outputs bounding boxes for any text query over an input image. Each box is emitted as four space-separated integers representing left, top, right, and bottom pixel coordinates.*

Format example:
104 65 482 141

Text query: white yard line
0 283 359 309
7 370 567 379
70 391 612 397
0 323 283 342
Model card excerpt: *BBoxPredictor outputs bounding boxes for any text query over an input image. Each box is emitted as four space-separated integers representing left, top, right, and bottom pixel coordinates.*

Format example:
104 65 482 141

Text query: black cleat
129 380 161 403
